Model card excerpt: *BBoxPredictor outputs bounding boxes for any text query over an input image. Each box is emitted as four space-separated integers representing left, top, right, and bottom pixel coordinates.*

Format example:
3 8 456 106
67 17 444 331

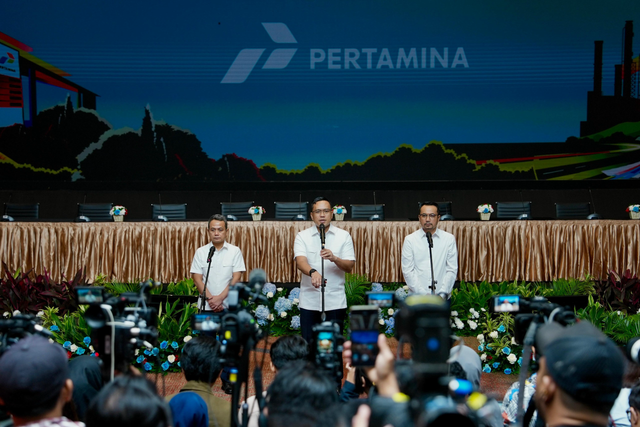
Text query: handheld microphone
319 223 326 249
207 245 215 263
425 231 433 248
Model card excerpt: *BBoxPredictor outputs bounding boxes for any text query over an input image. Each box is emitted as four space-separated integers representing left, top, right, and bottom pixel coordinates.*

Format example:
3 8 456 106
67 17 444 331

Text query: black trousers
300 307 347 344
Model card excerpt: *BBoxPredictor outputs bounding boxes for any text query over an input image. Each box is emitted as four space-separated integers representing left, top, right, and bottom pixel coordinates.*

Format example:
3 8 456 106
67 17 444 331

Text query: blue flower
144 362 152 371
478 344 485 352
482 364 491 373
63 341 71 349
177 361 181 367
49 325 59 331
262 283 277 296
385 317 395 329
160 341 168 349
255 305 270 326
517 357 523 366
290 315 301 330
497 325 506 333
144 349 151 356
288 287 301 301
161 361 170 371
486 344 493 351
151 347 160 356
274 297 293 314
504 368 512 375
492 362 500 369
136 355 145 363
76 348 86 355
171 341 179 349
371 283 383 292
90 353 96 357
83 337 91 346
394 288 408 301
502 347 511 355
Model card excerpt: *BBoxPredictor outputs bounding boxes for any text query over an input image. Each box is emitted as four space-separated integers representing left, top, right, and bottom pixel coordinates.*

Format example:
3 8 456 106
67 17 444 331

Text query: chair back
350 204 385 220
4 203 39 220
221 201 255 221
152 204 187 221
77 203 113 222
275 202 308 220
495 201 532 220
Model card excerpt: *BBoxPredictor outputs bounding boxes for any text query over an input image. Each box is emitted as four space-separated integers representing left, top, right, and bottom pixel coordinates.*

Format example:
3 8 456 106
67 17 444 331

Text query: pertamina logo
221 23 297 84
0 52 16 65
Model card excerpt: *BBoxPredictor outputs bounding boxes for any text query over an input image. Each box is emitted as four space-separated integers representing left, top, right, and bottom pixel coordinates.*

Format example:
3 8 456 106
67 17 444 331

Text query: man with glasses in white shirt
401 201 458 299
294 197 356 342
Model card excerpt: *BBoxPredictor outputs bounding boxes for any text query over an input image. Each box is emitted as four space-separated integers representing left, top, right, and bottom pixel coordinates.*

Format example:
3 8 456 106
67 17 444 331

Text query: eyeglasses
419 213 438 219
313 209 332 215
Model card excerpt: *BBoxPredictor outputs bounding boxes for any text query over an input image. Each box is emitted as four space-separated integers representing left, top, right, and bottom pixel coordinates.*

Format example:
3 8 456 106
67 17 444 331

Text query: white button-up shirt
294 225 356 311
190 241 246 310
401 228 458 296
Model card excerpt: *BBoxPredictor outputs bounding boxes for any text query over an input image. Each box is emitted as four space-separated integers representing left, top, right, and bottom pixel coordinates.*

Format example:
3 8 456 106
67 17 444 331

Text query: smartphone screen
367 291 394 308
191 313 221 331
316 331 335 355
492 295 520 312
350 305 379 366
76 287 104 304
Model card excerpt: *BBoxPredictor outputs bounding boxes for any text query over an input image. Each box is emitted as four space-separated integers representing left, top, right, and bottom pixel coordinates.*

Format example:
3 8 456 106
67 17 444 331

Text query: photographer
533 320 624 427
0 335 83 427
165 336 230 427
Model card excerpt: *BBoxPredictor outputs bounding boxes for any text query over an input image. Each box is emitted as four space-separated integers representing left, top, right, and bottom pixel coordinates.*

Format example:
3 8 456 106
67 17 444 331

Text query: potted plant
110 205 128 222
626 204 640 220
248 206 265 221
477 204 494 221
333 205 347 221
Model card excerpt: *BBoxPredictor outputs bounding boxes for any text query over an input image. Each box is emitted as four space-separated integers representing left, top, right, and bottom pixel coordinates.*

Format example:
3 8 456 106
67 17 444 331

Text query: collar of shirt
209 241 230 251
421 228 441 239
310 226 336 236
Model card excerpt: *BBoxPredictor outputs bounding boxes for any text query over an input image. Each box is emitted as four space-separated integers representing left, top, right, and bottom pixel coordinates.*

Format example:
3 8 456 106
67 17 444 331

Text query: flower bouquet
110 205 128 222
248 206 265 221
477 204 494 221
627 204 640 220
333 205 347 221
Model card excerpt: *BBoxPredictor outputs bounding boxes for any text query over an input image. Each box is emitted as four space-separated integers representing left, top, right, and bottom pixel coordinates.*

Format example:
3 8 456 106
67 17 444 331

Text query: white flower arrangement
477 204 494 214
451 310 458 317
167 355 176 363
627 204 640 213
467 320 478 330
280 312 287 318
248 206 266 214
379 319 385 325
489 330 499 339
110 205 128 216
333 205 347 214
477 333 485 343
183 336 193 343
507 354 518 364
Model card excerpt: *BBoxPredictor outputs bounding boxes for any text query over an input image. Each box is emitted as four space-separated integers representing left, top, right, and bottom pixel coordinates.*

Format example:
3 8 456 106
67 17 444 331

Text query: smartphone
191 313 221 332
350 305 379 366
76 287 104 304
367 291 394 308
490 295 521 313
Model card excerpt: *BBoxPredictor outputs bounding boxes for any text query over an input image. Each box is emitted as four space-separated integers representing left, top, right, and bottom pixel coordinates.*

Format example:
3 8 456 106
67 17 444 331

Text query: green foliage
102 282 141 296
43 306 96 357
163 278 199 296
576 294 640 345
344 273 371 307
548 276 595 297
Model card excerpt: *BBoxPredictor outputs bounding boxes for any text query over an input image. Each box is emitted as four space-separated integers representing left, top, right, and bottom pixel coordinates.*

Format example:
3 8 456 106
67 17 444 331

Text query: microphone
248 268 267 292
627 337 640 364
207 246 215 263
425 231 433 248
319 223 326 249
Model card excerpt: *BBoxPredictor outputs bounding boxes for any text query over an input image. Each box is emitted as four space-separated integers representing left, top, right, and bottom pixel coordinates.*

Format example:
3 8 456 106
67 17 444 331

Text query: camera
0 314 52 356
308 320 344 383
77 281 159 379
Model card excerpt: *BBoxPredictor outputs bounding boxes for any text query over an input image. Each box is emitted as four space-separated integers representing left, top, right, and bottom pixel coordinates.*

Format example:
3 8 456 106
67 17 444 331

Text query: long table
1 220 638 284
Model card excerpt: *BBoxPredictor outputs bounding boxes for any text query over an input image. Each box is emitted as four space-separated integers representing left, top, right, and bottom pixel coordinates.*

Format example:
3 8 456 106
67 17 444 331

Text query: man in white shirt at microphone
294 197 356 342
402 201 458 299
191 214 246 312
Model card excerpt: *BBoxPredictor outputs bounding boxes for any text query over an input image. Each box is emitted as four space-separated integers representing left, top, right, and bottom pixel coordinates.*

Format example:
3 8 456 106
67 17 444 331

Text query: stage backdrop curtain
0 221 638 284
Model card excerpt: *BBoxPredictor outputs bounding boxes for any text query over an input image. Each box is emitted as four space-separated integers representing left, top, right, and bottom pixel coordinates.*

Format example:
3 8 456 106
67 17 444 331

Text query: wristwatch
308 268 317 276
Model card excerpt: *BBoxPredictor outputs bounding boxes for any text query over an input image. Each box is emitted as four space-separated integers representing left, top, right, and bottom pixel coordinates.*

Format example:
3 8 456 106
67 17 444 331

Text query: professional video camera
308 320 344 384
77 281 159 380
0 314 52 357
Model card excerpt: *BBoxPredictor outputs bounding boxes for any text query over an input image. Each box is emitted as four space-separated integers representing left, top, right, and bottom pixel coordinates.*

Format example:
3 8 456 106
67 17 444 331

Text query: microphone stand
426 232 437 295
200 246 215 312
320 224 326 322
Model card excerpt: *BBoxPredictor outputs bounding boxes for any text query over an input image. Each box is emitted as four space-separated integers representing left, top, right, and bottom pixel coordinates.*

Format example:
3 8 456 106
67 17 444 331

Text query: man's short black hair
180 336 222 384
311 197 330 211
85 376 171 427
630 381 640 410
207 214 227 230
270 335 309 370
266 360 338 426
419 201 440 215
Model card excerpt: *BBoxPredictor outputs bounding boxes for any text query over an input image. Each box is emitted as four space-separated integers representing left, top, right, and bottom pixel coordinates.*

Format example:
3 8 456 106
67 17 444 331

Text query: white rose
468 320 477 330
477 334 485 343
489 331 499 339
167 355 176 363
183 336 193 343
473 311 480 319
36 311 44 318
2 312 9 318
480 353 487 362
469 308 477 314
267 292 274 298
481 308 486 312
267 314 274 321
280 312 287 318
293 298 299 305
388 308 394 316
70 344 78 353
135 349 139 356
277 287 283 292
507 354 517 364
403 285 409 290
13 310 20 316
511 337 516 345
90 346 94 352
451 311 458 317
49 338 54 343
454 318 464 329
379 319 385 325
617 311 623 316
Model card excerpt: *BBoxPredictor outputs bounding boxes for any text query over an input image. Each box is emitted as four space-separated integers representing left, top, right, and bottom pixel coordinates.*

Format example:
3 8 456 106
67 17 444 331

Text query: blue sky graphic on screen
1 0 639 181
